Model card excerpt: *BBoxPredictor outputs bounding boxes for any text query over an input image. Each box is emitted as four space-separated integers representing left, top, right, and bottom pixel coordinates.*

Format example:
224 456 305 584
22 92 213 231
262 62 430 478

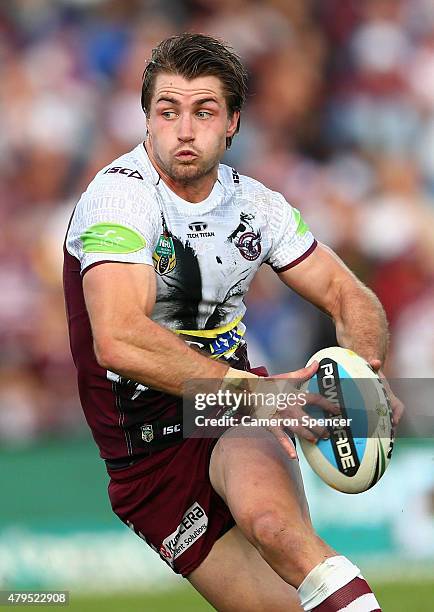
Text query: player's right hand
265 361 340 459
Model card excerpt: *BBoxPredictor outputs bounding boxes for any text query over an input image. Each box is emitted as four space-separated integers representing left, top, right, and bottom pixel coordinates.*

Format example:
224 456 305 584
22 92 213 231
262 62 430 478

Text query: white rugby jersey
66 143 317 359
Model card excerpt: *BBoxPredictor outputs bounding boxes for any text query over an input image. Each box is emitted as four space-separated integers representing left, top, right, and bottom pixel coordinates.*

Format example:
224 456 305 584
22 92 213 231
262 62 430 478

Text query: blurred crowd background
1 0 434 443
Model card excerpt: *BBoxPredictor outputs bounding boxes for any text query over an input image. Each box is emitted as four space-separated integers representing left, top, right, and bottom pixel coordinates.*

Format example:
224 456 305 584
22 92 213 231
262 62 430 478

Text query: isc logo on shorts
159 502 208 568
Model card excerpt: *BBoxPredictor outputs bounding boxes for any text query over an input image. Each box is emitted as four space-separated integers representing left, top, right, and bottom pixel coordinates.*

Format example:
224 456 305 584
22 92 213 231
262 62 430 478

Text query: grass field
6 581 434 611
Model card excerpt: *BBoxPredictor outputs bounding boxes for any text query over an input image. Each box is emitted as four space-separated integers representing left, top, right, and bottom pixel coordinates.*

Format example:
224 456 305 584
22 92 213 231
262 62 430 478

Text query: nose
178 112 194 142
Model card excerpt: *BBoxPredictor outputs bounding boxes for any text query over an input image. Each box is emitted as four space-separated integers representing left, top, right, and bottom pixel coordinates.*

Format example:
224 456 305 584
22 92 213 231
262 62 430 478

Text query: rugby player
63 33 403 611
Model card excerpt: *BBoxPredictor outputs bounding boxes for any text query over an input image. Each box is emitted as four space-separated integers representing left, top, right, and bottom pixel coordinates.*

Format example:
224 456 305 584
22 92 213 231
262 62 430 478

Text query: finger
273 361 319 385
304 392 341 415
292 425 319 444
378 377 404 426
307 423 330 440
268 426 298 459
282 406 331 439
369 359 382 372
392 399 404 426
270 428 298 459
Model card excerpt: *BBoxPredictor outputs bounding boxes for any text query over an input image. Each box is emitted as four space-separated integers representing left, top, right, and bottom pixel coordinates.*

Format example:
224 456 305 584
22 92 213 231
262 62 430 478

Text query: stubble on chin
165 158 216 185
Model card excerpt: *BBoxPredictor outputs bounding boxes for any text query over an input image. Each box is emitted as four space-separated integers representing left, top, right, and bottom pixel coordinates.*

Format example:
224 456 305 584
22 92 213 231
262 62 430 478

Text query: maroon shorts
107 362 269 577
107 435 235 577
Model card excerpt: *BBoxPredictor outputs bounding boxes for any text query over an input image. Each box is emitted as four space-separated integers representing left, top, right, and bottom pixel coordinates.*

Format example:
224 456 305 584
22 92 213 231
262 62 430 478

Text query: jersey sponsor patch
159 502 208 568
292 207 310 237
80 223 147 254
208 325 245 358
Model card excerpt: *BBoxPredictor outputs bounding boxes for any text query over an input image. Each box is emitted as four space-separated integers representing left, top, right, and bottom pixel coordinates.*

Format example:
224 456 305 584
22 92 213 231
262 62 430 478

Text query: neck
144 141 218 203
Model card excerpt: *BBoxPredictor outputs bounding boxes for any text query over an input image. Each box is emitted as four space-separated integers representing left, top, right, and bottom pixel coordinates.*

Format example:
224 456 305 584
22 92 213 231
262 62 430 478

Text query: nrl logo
153 214 177 276
141 424 154 443
152 234 176 275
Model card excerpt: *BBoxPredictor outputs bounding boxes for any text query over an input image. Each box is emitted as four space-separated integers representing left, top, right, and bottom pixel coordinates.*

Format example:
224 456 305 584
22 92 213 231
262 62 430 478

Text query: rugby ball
299 347 394 494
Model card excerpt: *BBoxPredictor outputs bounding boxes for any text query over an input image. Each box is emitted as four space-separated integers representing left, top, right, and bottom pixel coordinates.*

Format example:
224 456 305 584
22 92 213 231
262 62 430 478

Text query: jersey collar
137 142 160 185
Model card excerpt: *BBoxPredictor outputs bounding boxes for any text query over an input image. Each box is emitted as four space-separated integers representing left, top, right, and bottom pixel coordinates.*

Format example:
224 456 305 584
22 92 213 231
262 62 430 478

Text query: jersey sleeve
266 192 317 272
65 176 160 274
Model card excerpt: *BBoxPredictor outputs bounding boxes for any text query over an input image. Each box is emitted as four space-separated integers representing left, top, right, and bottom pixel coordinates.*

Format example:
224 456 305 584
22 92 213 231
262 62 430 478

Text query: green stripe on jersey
292 208 310 237
80 223 146 254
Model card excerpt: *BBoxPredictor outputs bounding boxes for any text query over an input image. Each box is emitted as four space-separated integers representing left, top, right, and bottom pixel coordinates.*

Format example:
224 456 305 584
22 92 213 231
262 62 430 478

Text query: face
146 73 239 185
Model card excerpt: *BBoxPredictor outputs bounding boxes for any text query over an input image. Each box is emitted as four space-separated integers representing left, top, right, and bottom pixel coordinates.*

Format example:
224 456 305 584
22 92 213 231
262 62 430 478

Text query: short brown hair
141 33 248 148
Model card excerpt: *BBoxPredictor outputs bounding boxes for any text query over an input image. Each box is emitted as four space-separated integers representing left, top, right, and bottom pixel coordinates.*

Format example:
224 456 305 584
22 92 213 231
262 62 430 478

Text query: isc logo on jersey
160 502 208 567
162 423 181 436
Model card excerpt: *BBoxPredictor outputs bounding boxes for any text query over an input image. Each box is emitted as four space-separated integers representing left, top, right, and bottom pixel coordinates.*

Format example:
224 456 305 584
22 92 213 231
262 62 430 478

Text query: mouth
174 150 198 161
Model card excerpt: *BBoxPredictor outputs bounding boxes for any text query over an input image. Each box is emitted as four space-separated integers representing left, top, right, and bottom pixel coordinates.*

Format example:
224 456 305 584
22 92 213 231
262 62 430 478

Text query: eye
197 110 212 119
162 111 177 119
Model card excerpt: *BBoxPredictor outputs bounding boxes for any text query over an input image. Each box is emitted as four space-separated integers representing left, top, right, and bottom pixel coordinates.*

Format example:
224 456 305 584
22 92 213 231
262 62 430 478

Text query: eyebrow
156 96 179 105
155 96 220 106
195 97 219 106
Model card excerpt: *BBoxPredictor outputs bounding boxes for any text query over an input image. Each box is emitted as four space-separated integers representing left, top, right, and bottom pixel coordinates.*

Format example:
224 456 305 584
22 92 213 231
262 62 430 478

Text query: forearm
95 315 232 396
333 279 389 365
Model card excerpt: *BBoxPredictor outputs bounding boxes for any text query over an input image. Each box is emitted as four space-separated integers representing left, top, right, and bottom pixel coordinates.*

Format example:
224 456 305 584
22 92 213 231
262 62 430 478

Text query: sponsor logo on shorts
159 502 208 567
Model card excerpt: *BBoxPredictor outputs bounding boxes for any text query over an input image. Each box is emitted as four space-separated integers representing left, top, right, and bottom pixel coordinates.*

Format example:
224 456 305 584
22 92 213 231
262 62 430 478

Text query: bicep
277 242 358 315
83 262 156 348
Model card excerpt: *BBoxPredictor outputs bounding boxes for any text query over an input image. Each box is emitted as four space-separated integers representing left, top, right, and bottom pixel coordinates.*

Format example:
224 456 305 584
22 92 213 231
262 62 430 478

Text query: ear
145 115 152 141
226 111 240 138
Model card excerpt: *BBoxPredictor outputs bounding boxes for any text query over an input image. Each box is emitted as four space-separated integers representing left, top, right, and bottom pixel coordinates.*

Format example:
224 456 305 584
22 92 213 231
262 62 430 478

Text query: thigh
209 426 312 539
188 525 303 612
108 436 235 577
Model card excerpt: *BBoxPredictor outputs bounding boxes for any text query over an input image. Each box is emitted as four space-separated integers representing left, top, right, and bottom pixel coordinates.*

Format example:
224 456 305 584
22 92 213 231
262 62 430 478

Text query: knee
248 510 318 562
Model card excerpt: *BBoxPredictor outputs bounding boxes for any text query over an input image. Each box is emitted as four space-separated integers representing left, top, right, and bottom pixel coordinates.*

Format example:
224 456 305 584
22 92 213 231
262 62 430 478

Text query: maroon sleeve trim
81 259 154 277
272 239 318 273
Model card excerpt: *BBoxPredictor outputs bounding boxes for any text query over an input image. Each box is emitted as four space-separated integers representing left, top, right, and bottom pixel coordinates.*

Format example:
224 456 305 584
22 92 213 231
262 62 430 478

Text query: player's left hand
369 359 404 426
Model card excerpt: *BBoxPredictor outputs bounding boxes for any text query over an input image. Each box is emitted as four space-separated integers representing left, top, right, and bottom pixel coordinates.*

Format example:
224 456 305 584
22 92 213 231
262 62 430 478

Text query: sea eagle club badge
152 214 176 276
228 212 262 261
